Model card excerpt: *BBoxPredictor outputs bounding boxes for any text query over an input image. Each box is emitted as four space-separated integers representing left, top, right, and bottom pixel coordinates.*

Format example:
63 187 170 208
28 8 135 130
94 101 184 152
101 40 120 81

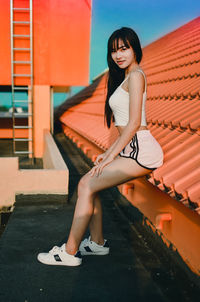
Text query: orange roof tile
57 16 200 214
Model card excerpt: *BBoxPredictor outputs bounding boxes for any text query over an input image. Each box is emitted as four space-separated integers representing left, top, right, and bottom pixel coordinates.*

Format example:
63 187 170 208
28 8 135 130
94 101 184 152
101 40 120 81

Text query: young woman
37 27 164 266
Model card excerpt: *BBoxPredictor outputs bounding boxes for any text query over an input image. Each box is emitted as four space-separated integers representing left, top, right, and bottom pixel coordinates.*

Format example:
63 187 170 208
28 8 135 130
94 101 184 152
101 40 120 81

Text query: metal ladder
10 0 34 158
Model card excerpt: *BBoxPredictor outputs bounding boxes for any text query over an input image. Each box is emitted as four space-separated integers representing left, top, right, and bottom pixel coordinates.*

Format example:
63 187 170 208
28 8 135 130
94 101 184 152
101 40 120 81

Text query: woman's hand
89 154 114 177
94 152 107 165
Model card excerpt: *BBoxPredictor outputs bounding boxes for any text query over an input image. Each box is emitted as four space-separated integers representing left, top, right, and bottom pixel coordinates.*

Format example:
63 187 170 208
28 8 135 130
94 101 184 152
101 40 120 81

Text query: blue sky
90 0 200 80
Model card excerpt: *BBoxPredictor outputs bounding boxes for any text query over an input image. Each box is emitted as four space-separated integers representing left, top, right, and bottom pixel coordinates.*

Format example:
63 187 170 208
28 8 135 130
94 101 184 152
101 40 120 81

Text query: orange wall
0 0 92 86
33 85 51 158
0 0 11 85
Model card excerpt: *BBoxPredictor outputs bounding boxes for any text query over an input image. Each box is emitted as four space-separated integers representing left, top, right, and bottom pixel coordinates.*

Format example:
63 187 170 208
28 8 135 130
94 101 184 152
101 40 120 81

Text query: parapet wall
0 130 69 208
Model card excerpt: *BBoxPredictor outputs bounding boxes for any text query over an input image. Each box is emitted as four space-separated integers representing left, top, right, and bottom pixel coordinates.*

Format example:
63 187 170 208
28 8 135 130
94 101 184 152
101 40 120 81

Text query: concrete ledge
43 129 68 170
0 157 19 170
0 130 69 208
16 169 68 195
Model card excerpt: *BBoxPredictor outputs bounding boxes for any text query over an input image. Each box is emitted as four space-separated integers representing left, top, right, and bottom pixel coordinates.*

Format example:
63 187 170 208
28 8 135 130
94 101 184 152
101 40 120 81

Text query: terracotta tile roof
58 16 200 214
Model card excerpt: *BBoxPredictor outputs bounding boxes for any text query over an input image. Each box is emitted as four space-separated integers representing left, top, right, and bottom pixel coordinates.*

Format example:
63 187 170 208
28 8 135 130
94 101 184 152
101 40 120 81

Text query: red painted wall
0 0 11 85
0 0 92 86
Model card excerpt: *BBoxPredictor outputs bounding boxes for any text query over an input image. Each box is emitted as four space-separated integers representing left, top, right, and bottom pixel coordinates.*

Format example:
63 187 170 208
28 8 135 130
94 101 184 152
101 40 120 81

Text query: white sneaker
37 244 82 266
79 236 110 256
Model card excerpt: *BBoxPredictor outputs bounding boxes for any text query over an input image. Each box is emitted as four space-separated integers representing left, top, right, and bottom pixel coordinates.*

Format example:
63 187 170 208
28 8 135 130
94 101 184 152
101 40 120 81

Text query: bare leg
65 184 95 255
65 193 104 255
65 157 152 255
89 193 104 245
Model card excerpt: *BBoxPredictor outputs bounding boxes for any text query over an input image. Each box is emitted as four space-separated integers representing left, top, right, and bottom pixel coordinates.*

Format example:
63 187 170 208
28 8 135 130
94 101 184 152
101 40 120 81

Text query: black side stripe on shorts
119 134 157 170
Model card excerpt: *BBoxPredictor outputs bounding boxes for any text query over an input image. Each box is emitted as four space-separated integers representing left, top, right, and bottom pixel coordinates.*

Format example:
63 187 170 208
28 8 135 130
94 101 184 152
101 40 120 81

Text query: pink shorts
119 130 164 170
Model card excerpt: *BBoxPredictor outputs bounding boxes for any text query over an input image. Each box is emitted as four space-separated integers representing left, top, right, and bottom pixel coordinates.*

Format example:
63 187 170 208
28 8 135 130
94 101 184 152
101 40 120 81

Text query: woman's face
111 38 137 70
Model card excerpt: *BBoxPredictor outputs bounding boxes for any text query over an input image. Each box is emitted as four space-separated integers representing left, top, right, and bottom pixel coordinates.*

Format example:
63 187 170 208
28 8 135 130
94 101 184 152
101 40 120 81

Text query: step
13 48 30 51
14 150 33 154
13 61 32 64
13 21 30 24
13 86 31 90
13 8 30 11
13 74 32 77
13 100 32 103
14 138 32 142
13 126 32 129
13 34 30 38
13 112 32 116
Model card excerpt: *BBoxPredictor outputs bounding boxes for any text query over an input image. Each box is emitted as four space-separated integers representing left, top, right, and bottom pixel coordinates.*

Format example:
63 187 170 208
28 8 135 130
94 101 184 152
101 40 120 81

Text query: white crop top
109 69 147 126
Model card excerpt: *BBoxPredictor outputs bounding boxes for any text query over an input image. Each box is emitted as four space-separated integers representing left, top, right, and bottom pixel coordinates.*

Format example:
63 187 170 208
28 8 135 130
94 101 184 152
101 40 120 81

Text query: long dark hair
104 27 143 128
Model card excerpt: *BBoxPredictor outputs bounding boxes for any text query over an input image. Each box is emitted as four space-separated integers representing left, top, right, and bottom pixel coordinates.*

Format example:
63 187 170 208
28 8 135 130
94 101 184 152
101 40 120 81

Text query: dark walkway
0 133 199 302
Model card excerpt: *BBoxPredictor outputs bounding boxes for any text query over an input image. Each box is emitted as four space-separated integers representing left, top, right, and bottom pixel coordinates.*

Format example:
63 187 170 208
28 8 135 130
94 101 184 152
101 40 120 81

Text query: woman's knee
78 173 93 196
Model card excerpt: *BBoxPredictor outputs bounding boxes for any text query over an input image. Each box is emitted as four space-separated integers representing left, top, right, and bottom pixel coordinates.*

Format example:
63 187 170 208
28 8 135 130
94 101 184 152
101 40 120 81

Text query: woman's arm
104 136 121 157
94 136 120 165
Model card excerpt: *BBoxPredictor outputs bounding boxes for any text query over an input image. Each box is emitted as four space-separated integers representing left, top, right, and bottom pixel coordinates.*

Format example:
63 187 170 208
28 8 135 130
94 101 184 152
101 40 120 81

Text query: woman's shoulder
128 68 146 92
128 68 146 82
129 67 145 76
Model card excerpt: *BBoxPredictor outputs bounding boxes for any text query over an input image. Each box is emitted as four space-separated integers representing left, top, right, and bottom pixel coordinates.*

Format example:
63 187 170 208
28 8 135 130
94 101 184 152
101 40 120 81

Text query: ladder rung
13 8 30 11
13 48 30 51
14 151 33 154
13 112 32 116
13 74 31 77
13 61 31 64
13 34 30 38
13 100 32 103
14 138 32 142
13 21 30 24
14 126 32 129
13 86 31 90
